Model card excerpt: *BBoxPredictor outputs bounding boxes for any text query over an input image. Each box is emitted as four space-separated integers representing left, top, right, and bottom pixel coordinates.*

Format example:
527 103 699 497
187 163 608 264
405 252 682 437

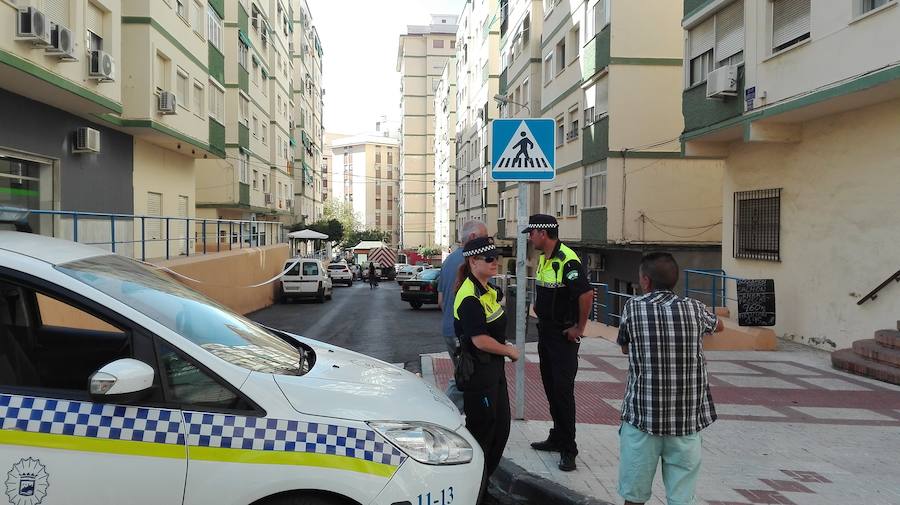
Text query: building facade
494 0 724 296
454 0 501 242
681 0 900 350
433 62 457 251
195 0 300 234
330 133 401 245
292 0 324 225
396 15 458 249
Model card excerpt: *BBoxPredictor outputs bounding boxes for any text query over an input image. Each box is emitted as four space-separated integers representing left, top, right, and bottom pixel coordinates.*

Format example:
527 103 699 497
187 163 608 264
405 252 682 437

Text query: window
176 0 188 21
176 68 189 109
715 1 744 66
860 0 894 14
450 40 456 49
522 79 530 108
262 174 267 193
252 58 259 84
208 80 224 122
147 192 162 240
734 188 781 261
239 40 249 69
570 26 579 62
375 214 381 227
583 77 608 124
543 53 553 84
688 16 714 86
772 0 810 53
207 6 223 50
192 81 203 115
499 198 506 219
542 191 551 213
555 39 566 74
43 0 69 25
239 94 249 124
302 262 319 276
556 117 565 147
554 189 564 217
155 52 170 94
584 161 607 208
252 170 259 190
239 154 249 183
252 116 258 137
261 125 267 145
387 215 392 227
568 108 579 141
433 39 445 48
592 0 610 35
86 2 104 50
567 186 577 216
193 0 204 37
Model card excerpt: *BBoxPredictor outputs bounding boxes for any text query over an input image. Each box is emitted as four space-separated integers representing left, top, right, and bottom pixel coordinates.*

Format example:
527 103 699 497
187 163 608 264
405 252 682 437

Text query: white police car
0 231 483 505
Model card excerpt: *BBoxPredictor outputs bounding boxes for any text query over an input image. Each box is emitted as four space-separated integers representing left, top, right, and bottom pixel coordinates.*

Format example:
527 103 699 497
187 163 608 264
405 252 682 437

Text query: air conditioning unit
73 127 100 154
158 91 177 114
706 65 738 98
46 23 77 60
264 193 273 204
88 50 115 81
16 7 51 46
585 253 606 271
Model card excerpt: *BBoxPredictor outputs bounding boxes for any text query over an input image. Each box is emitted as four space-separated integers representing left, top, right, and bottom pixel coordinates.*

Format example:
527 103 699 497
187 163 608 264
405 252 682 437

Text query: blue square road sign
490 119 556 181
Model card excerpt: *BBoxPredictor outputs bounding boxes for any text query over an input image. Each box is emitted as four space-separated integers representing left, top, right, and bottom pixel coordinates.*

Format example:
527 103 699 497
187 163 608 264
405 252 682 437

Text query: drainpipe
620 149 628 241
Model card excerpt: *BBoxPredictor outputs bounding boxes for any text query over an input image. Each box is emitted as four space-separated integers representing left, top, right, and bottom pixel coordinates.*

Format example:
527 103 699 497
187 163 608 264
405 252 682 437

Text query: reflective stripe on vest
454 277 504 323
535 243 581 288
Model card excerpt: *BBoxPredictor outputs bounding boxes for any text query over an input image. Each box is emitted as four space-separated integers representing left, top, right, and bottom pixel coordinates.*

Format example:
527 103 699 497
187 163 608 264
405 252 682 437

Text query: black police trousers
463 377 510 478
537 322 580 454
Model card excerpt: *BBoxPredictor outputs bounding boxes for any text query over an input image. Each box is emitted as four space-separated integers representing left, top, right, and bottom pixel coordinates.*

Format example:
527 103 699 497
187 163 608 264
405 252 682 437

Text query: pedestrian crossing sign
490 118 556 181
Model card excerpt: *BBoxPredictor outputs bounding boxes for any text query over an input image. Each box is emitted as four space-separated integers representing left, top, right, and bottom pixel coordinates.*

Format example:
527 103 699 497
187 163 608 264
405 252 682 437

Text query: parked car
0 231 482 505
280 258 333 303
400 268 441 309
395 265 427 283
326 262 353 286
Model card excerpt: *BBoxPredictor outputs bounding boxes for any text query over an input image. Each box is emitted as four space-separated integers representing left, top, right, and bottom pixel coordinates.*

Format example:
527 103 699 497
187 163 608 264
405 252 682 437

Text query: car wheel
410 301 423 310
258 492 348 505
317 288 325 303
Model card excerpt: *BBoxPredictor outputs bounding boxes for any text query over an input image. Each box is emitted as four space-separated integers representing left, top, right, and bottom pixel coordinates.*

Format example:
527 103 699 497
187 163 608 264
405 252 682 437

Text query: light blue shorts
618 422 702 505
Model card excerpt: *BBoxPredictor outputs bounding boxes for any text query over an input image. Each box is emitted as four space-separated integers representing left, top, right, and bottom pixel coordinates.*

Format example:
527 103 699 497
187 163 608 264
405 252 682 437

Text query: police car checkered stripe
0 394 405 467
183 412 406 466
0 394 184 445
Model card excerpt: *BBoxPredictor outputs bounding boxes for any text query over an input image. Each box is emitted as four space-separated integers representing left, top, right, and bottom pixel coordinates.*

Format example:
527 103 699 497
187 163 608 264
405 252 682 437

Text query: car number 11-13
417 487 454 505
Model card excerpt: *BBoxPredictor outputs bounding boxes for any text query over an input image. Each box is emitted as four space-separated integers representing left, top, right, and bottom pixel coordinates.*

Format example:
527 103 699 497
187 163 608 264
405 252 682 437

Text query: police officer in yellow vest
453 236 520 491
524 214 594 472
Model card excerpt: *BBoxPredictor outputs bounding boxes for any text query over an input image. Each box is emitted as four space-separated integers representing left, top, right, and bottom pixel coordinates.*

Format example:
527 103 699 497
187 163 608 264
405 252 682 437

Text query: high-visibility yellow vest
454 277 504 324
535 243 580 289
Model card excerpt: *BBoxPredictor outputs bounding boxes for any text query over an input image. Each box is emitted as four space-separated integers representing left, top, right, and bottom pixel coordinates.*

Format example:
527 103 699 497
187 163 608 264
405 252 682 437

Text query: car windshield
417 269 441 281
57 254 303 376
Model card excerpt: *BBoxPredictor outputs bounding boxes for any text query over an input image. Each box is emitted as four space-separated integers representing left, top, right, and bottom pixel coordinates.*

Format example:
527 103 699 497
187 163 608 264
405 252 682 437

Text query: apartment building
0 0 229 258
454 1 501 242
396 14 458 249
320 132 346 205
681 0 900 350
195 0 297 239
292 0 324 225
434 62 457 251
495 0 723 296
496 0 544 248
330 133 401 245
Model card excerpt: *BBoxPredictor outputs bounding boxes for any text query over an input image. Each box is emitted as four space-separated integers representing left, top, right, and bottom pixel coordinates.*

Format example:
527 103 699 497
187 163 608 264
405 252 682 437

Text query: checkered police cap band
527 223 558 229
463 244 497 257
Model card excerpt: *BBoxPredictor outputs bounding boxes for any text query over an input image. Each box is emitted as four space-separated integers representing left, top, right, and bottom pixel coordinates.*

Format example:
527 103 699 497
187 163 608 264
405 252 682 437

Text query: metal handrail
857 269 900 305
683 268 744 309
494 274 634 326
11 208 287 262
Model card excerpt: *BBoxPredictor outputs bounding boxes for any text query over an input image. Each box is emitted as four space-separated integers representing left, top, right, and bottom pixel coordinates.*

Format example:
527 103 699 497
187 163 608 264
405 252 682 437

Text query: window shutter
147 192 162 240
772 0 810 49
689 16 715 59
715 1 744 62
86 2 104 36
595 77 609 115
43 0 69 25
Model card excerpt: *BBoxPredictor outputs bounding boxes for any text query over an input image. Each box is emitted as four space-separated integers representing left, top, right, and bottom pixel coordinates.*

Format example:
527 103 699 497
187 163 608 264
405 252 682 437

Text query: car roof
0 231 110 266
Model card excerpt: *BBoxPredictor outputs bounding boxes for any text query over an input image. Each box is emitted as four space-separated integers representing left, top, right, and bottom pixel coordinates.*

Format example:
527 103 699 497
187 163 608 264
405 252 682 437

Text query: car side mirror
88 358 155 403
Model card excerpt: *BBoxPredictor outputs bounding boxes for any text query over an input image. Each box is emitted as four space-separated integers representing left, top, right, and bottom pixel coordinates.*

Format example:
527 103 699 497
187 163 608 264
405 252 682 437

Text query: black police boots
558 452 577 472
529 438 561 452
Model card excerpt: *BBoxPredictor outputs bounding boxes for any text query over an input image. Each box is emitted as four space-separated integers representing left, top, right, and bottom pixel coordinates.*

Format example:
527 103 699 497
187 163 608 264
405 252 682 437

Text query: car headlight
368 421 473 465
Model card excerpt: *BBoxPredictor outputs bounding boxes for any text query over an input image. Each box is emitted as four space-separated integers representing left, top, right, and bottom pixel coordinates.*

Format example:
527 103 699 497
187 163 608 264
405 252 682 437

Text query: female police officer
453 236 520 487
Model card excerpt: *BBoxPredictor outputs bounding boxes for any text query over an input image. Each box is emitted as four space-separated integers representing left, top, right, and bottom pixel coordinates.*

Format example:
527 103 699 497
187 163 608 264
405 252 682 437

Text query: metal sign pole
514 181 528 420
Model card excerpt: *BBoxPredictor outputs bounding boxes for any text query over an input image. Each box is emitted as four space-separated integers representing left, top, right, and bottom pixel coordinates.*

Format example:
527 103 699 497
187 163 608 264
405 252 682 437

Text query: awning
238 30 251 47
288 229 328 240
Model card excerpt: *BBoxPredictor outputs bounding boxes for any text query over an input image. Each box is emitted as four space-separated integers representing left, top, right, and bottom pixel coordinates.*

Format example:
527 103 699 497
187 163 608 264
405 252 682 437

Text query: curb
490 459 615 505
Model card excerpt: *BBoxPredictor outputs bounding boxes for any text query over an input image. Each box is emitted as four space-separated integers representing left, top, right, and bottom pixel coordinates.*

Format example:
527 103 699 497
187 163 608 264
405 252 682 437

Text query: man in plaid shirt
616 253 724 505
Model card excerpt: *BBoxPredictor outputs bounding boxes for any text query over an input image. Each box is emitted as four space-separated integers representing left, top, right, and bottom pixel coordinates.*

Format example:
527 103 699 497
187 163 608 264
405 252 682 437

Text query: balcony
683 66 745 134
582 25 611 79
582 116 609 165
581 207 607 243
239 182 250 206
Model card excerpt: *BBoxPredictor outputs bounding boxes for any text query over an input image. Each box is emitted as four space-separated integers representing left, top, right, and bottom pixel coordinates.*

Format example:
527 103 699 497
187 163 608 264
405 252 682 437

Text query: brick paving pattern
425 338 900 505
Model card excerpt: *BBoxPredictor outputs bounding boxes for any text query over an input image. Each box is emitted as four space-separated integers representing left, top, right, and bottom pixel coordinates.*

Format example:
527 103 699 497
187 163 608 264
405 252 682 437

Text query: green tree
343 229 390 248
417 246 441 258
322 201 361 238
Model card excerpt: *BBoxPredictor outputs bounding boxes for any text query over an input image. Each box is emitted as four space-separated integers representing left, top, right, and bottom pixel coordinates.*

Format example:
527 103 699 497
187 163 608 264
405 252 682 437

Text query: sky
310 0 466 135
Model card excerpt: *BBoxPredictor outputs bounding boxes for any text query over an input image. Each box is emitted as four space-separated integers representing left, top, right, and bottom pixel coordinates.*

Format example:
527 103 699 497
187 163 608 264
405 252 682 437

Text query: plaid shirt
616 290 718 436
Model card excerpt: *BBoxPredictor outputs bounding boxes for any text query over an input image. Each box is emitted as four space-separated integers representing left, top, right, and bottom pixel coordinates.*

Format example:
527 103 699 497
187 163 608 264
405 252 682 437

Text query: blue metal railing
683 268 744 309
9 208 287 262
516 276 633 326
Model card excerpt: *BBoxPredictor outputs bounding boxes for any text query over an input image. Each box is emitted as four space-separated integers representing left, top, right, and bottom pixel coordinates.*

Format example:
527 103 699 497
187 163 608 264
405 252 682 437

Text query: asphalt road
248 279 448 373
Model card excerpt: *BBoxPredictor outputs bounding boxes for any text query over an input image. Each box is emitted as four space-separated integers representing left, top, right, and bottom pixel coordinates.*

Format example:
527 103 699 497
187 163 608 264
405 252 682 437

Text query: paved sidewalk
421 337 900 505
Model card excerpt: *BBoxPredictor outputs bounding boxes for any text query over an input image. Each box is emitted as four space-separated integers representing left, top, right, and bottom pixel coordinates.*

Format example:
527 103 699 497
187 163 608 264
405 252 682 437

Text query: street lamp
493 94 532 116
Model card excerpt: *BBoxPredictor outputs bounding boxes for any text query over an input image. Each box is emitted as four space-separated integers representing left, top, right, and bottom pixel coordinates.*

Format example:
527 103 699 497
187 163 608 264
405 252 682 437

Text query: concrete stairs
831 322 900 385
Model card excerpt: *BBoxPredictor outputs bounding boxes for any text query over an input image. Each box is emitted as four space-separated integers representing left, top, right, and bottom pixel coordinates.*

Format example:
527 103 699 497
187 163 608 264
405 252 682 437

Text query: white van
279 258 333 303
0 231 484 505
